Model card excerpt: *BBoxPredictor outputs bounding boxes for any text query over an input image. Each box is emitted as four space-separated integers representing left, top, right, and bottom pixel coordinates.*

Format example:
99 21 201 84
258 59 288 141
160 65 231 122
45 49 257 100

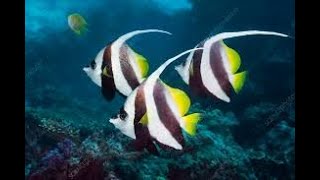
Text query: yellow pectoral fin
164 83 191 116
134 51 149 78
222 41 241 74
182 113 201 136
231 71 248 94
139 113 148 125
102 66 113 78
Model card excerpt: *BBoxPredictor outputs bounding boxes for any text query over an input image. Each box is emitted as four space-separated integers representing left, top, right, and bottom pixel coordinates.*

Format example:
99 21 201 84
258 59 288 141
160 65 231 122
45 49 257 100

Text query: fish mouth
83 67 89 72
109 118 116 124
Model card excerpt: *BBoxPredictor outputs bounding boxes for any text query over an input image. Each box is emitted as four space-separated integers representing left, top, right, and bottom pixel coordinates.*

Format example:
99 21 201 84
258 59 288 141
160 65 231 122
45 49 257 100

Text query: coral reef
249 121 295 179
25 94 294 179
27 135 116 180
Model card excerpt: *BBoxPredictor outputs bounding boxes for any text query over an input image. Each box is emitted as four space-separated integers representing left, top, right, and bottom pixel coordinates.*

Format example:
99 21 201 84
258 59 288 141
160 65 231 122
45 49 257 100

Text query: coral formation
26 97 295 179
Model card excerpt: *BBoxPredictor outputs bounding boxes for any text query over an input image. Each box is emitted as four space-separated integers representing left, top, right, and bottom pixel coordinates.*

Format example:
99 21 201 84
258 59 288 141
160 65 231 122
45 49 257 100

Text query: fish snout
83 67 90 72
109 118 117 124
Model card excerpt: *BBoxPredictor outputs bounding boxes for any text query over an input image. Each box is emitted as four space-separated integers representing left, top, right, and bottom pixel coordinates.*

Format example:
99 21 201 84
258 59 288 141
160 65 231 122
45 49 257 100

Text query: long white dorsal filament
114 29 172 47
147 47 204 85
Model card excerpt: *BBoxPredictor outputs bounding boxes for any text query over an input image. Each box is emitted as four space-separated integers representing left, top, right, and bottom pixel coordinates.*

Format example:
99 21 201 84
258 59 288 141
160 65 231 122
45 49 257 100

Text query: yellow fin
164 84 191 116
222 41 241 74
102 66 112 78
139 113 148 125
231 71 248 93
134 51 149 78
182 113 201 136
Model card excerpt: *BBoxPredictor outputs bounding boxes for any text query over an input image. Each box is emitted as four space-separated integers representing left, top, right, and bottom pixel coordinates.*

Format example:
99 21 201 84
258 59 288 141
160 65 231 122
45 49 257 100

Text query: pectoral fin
139 113 148 125
102 66 113 78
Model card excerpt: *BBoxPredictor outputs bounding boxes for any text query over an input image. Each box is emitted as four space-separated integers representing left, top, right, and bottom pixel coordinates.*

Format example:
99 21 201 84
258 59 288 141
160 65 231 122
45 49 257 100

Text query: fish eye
119 113 127 120
119 107 127 120
90 60 96 69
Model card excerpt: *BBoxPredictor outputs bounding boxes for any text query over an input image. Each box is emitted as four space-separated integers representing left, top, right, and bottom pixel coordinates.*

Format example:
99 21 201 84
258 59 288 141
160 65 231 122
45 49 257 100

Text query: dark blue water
25 0 295 179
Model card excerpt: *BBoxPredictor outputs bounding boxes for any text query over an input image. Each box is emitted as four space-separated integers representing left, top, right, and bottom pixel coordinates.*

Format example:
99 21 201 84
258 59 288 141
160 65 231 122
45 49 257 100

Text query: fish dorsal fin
147 48 204 85
133 50 149 78
221 41 241 74
164 83 191 116
113 29 172 52
138 113 148 125
174 44 200 84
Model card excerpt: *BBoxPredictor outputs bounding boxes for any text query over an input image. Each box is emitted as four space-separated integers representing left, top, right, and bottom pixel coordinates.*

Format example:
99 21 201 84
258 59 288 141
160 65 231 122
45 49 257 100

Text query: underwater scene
25 0 295 179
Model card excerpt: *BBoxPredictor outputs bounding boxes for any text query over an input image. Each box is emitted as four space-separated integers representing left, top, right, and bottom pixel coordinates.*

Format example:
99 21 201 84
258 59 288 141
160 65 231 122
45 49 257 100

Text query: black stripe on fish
189 42 217 98
133 84 159 155
134 85 147 125
153 80 184 148
101 45 113 72
101 45 116 100
119 44 140 90
209 41 233 97
101 75 116 100
189 44 213 97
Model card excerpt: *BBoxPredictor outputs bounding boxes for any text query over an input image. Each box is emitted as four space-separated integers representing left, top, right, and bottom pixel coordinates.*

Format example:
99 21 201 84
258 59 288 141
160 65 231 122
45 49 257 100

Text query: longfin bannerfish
175 30 289 102
83 29 172 101
109 48 203 151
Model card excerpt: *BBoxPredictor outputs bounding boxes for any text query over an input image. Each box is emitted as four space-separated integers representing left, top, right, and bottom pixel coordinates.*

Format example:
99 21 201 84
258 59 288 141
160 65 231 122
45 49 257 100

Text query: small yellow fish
68 13 88 35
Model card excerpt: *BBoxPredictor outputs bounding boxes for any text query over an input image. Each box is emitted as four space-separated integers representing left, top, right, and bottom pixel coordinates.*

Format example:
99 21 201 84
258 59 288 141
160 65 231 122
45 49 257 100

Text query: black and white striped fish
109 48 203 151
175 30 289 102
83 29 171 101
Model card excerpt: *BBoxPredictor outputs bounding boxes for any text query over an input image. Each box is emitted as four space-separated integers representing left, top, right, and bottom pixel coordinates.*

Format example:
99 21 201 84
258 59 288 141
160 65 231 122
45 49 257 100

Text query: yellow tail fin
231 71 248 94
182 113 201 136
